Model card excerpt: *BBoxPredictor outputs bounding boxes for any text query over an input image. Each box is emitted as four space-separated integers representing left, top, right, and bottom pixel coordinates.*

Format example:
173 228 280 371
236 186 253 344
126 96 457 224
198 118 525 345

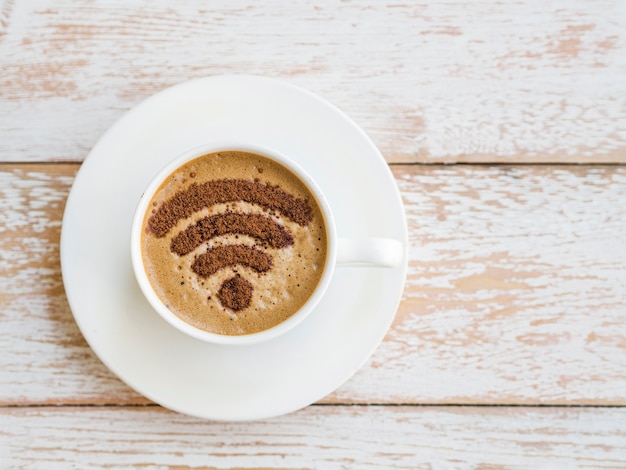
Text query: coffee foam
141 151 327 335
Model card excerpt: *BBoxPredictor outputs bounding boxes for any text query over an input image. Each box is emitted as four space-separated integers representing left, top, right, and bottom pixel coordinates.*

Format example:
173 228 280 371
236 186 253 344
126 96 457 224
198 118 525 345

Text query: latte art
141 151 327 336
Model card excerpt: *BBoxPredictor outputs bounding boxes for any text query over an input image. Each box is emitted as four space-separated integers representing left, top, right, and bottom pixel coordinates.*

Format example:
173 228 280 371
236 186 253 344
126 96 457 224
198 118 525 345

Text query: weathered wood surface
1 0 625 164
2 164 625 406
2 405 626 469
2 0 626 466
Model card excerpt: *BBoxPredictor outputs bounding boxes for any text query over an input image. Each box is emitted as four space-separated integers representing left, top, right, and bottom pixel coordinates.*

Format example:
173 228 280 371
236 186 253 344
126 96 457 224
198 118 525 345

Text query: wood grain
2 405 626 468
1 163 625 406
337 164 626 405
0 164 139 404
0 0 624 164
2 1 625 467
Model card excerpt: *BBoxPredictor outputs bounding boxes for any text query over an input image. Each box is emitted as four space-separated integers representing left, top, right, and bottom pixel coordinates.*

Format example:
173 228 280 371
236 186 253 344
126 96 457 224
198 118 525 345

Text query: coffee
140 150 328 336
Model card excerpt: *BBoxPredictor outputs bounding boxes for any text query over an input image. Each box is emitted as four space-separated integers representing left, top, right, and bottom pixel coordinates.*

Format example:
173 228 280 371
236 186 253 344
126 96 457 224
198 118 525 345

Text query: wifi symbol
148 178 312 311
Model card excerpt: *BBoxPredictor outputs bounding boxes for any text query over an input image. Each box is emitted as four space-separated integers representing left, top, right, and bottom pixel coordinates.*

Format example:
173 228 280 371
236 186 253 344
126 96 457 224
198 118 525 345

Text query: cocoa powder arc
140 150 328 336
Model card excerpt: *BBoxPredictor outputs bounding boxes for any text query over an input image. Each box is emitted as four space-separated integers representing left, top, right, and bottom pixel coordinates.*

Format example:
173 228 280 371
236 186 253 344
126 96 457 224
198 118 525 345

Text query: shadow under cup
131 142 402 345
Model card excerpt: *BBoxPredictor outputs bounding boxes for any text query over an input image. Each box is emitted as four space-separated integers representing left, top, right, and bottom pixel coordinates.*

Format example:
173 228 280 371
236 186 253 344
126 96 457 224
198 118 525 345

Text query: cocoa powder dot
218 275 253 311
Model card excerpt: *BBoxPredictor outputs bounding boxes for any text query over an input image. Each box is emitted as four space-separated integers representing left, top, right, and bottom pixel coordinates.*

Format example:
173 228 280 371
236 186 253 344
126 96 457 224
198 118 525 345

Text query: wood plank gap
3 403 626 410
0 161 82 166
2 161 626 168
388 161 626 167
314 403 626 409
2 162 624 170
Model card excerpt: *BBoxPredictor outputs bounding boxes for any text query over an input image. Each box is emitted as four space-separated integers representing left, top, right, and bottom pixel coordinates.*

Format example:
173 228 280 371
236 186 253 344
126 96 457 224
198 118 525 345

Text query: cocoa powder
148 179 312 237
217 275 253 311
171 212 293 256
191 245 272 277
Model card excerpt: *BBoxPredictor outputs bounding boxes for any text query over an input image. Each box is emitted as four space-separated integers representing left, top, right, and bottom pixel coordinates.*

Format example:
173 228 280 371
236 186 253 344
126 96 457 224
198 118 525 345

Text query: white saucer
60 75 408 421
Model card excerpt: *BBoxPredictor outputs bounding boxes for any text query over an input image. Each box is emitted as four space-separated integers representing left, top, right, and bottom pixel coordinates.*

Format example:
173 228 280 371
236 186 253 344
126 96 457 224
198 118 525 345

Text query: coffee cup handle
336 238 404 268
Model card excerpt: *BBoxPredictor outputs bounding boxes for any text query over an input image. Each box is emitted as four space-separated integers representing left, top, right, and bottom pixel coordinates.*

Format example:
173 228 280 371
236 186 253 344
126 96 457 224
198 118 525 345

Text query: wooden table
2 1 625 467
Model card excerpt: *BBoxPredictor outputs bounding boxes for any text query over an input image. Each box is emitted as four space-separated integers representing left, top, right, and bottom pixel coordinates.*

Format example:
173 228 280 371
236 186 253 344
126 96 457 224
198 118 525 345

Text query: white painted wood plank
333 165 626 404
0 165 145 404
2 405 626 468
0 0 624 163
1 164 625 406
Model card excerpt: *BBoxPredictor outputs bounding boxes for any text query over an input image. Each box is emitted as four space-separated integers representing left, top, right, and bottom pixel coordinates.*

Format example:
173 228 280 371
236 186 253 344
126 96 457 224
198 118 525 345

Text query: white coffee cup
131 142 404 345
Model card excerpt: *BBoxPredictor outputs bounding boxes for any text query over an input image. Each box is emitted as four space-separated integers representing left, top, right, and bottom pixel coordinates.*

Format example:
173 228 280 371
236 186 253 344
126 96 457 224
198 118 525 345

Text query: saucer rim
60 74 409 421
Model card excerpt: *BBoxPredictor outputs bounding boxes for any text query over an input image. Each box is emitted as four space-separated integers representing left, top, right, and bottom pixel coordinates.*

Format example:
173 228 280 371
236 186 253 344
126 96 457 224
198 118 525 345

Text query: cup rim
130 141 337 345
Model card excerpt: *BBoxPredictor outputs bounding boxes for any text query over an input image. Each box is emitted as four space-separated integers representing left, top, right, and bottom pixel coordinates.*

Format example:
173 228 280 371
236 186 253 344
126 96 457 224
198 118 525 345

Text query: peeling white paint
2 165 625 406
2 406 626 467
0 1 624 163
334 166 626 404
2 0 625 465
